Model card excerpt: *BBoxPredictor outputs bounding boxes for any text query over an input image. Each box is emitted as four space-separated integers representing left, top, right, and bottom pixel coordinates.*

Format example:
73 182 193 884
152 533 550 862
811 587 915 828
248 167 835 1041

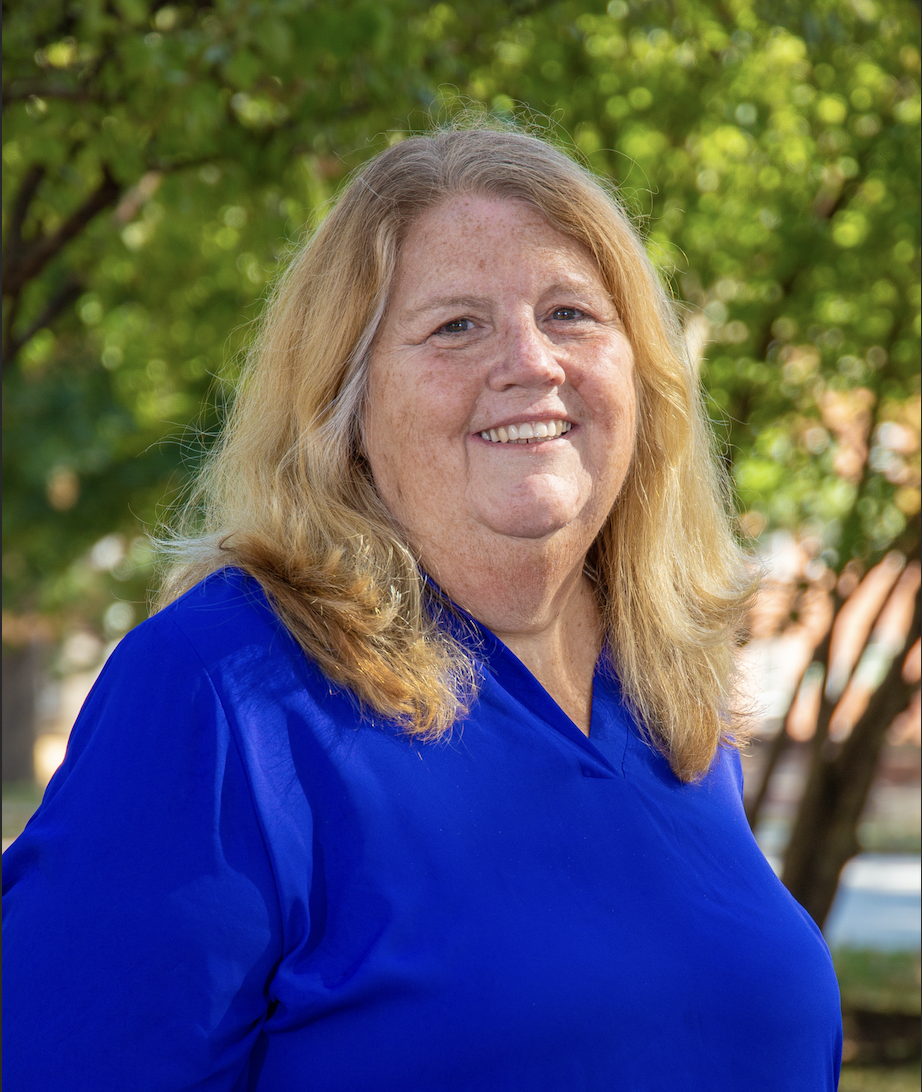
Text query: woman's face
364 196 636 574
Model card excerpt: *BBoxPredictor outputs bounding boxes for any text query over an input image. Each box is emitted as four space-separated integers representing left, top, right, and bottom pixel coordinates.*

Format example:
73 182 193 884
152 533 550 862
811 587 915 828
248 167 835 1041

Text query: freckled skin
364 197 637 732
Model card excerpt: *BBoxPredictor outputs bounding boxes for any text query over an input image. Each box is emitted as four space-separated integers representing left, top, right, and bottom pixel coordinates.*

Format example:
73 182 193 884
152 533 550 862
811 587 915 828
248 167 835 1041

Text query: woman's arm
2 615 283 1092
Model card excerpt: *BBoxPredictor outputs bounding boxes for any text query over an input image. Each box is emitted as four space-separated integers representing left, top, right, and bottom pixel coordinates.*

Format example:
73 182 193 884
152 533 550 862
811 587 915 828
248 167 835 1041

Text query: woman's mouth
478 420 572 444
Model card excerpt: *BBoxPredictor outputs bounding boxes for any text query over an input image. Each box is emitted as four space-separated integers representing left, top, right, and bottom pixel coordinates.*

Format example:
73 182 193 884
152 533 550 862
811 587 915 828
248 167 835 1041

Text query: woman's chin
476 503 583 542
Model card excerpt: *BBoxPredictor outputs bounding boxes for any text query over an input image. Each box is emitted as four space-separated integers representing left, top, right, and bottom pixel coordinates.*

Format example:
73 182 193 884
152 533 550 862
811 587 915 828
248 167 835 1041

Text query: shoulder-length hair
158 124 754 781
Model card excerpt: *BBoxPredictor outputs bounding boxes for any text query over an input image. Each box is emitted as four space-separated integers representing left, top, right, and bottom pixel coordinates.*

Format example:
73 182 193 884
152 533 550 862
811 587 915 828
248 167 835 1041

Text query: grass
833 949 922 1016
838 1063 921 1091
859 820 922 856
834 948 921 1078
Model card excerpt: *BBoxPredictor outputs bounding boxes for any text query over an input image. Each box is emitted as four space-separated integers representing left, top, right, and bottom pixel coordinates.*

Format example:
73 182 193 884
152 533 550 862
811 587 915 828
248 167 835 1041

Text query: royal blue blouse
3 569 842 1090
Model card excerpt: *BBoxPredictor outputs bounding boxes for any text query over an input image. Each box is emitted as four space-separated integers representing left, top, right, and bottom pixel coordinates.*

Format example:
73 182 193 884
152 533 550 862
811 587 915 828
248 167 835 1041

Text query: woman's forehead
392 196 606 296
403 195 561 247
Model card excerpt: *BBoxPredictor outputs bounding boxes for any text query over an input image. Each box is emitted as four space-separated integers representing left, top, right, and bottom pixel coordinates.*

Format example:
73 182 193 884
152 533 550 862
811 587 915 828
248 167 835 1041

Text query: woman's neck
427 539 602 736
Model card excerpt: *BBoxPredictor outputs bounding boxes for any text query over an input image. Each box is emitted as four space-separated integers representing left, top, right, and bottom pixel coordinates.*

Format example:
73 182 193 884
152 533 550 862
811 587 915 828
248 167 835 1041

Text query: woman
3 127 842 1090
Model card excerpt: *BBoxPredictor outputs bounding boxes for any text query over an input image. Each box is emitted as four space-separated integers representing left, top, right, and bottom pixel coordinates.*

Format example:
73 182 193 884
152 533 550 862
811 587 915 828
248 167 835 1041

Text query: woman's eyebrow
405 281 608 317
405 295 491 317
541 278 611 300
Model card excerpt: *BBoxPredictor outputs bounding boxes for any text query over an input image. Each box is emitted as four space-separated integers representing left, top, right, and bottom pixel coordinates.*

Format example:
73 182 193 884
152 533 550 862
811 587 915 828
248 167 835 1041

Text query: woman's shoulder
150 564 280 636
104 566 333 726
36 567 331 841
125 566 295 670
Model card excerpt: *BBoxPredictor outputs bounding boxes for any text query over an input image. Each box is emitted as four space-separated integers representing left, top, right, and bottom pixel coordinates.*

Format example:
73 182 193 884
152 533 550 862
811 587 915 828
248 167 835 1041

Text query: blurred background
2 1 919 1085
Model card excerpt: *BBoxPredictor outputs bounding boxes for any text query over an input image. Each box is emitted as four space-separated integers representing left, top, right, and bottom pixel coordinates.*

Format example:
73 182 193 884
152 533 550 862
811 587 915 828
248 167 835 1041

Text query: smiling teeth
479 420 572 444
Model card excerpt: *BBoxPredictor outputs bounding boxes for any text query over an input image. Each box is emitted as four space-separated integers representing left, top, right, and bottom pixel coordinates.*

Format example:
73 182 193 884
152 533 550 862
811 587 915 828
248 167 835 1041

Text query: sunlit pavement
825 856 921 950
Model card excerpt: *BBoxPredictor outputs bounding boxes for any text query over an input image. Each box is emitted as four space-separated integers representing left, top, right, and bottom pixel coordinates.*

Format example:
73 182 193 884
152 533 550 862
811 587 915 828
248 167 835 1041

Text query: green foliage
2 0 920 631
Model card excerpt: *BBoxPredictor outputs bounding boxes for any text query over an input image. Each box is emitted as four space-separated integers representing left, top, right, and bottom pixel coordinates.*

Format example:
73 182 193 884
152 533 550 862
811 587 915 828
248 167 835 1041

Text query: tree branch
2 86 99 106
745 603 838 829
1 275 84 371
1 166 121 299
2 294 22 370
146 154 222 175
2 164 46 264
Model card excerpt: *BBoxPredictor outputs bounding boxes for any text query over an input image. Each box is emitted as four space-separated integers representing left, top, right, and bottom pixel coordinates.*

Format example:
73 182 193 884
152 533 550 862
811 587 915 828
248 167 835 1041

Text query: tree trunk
781 590 921 928
746 617 837 830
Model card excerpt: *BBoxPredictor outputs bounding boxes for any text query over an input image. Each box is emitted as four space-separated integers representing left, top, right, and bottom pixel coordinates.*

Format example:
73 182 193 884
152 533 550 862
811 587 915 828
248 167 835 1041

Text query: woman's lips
477 419 573 444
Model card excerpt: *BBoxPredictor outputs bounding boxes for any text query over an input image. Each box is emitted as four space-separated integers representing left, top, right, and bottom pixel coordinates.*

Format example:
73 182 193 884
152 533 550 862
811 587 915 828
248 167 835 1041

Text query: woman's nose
487 320 566 390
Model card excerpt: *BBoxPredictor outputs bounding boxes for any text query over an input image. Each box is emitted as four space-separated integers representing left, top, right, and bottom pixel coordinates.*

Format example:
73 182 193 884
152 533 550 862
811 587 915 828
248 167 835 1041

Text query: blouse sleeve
2 616 283 1092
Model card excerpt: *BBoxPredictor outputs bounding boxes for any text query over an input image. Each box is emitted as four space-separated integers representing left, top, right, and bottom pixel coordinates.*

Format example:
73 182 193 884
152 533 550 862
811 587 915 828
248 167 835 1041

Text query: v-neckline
426 583 629 779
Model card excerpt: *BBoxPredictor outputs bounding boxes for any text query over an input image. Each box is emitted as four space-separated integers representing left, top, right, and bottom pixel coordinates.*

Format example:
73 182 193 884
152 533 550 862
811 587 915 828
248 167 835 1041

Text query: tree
3 0 920 921
744 538 920 927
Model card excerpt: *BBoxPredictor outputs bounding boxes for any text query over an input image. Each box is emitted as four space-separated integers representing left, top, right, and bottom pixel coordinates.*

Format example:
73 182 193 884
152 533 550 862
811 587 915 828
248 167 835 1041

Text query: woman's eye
550 307 585 321
434 317 473 336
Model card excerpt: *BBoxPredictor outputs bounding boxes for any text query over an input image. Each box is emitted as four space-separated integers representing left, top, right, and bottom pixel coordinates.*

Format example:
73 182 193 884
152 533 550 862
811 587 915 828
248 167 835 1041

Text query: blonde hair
158 124 754 780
